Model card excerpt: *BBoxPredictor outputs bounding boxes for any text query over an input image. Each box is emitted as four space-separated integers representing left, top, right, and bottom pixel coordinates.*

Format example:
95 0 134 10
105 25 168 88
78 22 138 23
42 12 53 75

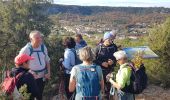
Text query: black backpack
121 64 148 94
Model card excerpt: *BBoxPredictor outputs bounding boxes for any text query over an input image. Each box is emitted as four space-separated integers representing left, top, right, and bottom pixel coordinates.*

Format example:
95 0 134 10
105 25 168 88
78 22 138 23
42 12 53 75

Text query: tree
0 0 53 67
148 17 170 87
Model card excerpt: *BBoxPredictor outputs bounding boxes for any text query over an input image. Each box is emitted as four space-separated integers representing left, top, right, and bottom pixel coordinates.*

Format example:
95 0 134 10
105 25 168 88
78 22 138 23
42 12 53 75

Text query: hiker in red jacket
12 54 41 100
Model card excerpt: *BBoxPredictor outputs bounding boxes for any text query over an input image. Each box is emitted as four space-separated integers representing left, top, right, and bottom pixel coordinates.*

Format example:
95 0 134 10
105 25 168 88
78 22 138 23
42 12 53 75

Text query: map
123 46 159 59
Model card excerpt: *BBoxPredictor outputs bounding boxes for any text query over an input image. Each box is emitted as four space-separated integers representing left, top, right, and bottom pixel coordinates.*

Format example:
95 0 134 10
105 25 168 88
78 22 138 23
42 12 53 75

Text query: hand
29 70 39 79
45 73 51 80
106 73 113 82
108 59 113 65
102 62 109 68
59 58 63 62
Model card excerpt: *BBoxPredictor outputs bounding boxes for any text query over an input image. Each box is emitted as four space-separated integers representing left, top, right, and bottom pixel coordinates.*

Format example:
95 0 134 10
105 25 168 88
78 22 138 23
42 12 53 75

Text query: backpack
1 71 23 95
75 65 101 99
121 64 148 94
28 43 45 65
70 49 82 65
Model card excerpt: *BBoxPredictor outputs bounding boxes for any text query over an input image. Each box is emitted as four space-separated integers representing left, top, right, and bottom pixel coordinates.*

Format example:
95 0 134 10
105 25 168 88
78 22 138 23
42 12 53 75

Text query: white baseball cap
113 50 127 60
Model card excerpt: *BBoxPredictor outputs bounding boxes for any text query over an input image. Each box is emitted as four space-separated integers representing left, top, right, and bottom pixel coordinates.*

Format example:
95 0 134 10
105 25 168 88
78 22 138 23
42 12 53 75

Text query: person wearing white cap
108 50 134 100
94 31 118 99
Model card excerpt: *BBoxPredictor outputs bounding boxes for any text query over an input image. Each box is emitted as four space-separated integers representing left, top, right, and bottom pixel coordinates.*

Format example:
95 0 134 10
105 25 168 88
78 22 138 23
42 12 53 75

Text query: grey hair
79 46 95 62
29 30 44 39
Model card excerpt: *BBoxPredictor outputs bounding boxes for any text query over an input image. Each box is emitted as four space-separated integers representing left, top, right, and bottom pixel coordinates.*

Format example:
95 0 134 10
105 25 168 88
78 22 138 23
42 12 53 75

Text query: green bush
147 17 170 87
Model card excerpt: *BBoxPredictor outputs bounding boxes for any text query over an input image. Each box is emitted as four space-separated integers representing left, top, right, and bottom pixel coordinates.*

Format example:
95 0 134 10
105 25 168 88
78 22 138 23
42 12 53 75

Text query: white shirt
19 43 50 71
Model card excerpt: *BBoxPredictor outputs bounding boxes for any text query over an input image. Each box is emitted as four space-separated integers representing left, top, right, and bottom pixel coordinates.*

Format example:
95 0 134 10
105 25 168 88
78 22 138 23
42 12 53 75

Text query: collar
120 63 129 69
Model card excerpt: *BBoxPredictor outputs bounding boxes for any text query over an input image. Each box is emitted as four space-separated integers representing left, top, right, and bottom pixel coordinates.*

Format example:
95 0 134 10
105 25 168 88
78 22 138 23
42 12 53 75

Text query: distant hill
46 4 170 15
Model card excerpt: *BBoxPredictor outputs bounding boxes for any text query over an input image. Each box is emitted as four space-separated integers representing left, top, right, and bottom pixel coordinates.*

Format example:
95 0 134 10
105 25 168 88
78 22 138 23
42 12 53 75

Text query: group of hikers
1 30 147 100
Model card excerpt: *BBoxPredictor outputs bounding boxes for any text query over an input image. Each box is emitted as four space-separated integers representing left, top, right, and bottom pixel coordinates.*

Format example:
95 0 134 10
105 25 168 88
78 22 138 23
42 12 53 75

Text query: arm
100 79 104 93
62 50 75 70
69 77 76 92
109 79 121 90
109 68 130 90
94 46 103 66
69 67 76 92
97 66 104 92
44 46 51 79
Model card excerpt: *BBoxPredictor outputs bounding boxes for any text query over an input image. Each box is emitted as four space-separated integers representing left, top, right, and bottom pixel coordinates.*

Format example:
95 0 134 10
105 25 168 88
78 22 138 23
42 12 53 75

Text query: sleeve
94 46 103 66
70 66 77 80
44 45 50 63
25 74 41 99
62 50 75 70
70 51 75 67
117 68 131 88
19 46 30 55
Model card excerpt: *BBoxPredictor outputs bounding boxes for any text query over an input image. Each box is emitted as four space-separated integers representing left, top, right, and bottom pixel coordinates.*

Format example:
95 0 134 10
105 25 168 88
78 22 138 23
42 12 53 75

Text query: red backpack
1 71 23 95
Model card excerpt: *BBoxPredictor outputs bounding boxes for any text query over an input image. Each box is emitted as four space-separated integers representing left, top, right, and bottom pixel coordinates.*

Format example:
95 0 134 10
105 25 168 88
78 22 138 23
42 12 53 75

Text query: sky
54 0 170 8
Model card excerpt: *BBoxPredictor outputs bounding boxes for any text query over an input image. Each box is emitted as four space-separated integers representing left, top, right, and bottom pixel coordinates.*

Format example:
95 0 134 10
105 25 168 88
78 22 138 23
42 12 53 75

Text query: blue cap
103 32 115 40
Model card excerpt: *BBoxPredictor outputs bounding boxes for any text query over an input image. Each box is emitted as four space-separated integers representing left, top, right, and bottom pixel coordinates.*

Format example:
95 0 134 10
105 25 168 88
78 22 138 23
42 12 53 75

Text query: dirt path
136 85 170 100
50 84 170 100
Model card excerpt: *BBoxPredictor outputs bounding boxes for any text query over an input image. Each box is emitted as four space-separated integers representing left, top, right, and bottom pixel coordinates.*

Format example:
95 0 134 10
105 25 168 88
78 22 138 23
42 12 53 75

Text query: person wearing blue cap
94 31 118 100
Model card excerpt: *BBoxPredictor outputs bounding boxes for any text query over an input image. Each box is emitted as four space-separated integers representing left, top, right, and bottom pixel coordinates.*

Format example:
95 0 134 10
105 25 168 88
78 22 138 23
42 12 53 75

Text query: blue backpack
70 49 82 65
28 43 45 66
75 65 101 100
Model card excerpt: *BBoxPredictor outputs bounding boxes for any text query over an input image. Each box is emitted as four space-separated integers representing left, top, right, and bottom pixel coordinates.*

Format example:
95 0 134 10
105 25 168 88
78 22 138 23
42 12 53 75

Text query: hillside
48 4 170 37
47 4 170 15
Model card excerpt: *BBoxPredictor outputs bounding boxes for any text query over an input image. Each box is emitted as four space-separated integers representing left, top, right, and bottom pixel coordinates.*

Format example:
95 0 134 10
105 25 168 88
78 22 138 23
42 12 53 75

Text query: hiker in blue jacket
94 31 118 99
62 37 76 99
74 34 87 64
69 46 104 100
75 34 87 50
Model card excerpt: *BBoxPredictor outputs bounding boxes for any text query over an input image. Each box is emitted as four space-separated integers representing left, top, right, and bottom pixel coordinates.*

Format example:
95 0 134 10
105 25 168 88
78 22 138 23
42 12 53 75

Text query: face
23 61 30 69
103 38 113 46
117 58 127 65
30 33 42 46
75 37 81 43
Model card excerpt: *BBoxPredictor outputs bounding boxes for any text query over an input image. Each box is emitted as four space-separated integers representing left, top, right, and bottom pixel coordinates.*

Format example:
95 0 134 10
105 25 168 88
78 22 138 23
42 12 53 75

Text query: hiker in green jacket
108 50 134 100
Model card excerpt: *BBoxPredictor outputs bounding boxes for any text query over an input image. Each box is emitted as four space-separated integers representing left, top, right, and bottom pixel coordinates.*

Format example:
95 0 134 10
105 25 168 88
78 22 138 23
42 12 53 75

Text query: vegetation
0 0 170 99
19 84 31 100
147 18 170 87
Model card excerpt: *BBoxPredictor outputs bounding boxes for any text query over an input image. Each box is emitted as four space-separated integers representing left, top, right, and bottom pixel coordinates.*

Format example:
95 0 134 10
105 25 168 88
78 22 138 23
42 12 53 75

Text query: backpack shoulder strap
28 43 33 56
98 45 102 55
28 43 45 55
41 44 45 55
70 49 77 60
15 72 25 82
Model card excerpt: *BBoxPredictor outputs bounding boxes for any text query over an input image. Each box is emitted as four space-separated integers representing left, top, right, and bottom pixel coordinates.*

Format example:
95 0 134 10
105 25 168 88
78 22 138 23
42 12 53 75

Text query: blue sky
54 0 170 8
